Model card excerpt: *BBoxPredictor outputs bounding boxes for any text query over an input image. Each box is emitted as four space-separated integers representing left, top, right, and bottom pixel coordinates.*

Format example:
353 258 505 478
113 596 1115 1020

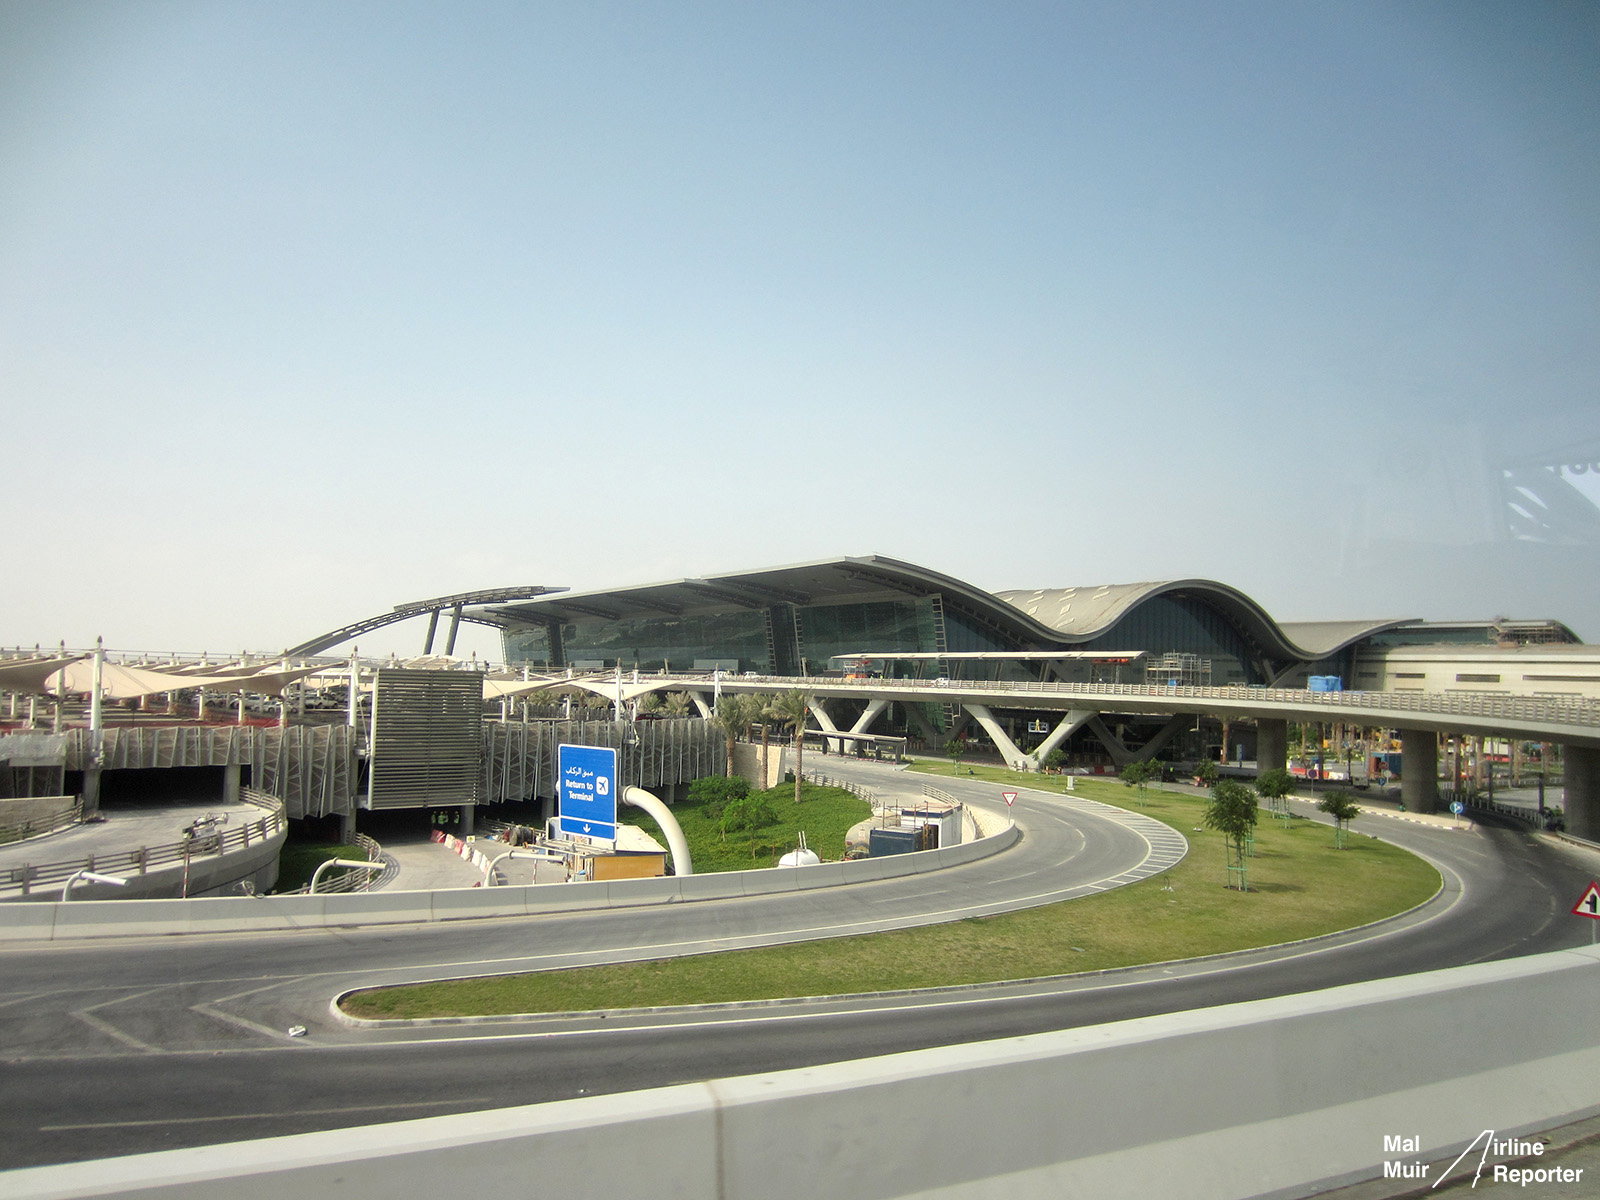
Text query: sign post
1574 881 1600 945
557 744 618 845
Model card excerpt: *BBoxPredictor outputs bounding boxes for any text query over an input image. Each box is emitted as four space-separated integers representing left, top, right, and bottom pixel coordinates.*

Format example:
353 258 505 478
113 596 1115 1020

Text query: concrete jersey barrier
9 944 1600 1200
0 819 1021 942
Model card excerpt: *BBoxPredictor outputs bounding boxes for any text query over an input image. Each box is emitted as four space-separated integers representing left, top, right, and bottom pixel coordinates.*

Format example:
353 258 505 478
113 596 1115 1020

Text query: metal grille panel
367 670 483 810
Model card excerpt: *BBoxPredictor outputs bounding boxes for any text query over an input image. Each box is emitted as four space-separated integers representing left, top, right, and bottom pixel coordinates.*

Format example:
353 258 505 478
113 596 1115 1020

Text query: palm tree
769 690 813 803
711 694 752 778
751 693 780 788
662 691 691 717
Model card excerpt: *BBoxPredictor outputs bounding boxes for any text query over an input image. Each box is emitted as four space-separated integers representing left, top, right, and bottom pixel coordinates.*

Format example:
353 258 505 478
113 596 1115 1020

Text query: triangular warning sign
1002 791 1018 808
1573 881 1600 919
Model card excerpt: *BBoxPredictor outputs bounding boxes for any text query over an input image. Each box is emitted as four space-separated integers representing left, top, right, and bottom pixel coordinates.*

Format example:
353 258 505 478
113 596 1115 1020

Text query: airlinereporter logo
1379 1130 1584 1188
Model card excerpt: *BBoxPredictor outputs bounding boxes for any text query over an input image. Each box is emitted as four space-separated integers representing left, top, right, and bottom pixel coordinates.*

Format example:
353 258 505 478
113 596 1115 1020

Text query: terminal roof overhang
475 555 1413 670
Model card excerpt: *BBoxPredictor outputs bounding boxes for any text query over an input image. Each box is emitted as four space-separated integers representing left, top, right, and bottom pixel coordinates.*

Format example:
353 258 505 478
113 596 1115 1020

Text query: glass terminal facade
502 587 1262 686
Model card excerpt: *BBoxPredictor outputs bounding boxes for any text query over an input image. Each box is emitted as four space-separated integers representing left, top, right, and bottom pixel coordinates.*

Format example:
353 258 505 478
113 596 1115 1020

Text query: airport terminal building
465 554 1591 698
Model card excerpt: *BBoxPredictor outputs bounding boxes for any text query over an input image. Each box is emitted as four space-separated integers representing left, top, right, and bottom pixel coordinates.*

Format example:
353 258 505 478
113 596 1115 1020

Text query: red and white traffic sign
1002 791 1018 808
1573 881 1600 919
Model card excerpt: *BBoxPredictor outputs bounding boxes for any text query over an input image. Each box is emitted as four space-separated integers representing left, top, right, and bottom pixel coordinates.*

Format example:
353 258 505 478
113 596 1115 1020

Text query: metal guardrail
0 789 287 898
277 830 388 896
800 770 876 806
302 832 387 894
0 799 82 846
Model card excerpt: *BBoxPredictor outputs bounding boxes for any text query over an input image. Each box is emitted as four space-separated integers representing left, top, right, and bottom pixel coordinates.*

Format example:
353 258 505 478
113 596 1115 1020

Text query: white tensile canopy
0 655 89 696
52 660 330 701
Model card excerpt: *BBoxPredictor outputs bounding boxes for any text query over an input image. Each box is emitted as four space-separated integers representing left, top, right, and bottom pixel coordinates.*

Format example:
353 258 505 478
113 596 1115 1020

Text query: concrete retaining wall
0 822 1019 942
11 945 1600 1200
0 794 77 829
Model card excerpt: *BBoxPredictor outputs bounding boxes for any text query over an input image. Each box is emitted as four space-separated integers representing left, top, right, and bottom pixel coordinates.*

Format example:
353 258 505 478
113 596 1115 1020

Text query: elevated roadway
2 760 1598 1172
687 673 1600 750
661 673 1600 832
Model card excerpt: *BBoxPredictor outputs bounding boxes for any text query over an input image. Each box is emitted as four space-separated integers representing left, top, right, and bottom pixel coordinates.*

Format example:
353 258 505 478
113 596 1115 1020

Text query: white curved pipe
624 786 693 877
62 869 128 901
309 858 383 894
483 847 564 886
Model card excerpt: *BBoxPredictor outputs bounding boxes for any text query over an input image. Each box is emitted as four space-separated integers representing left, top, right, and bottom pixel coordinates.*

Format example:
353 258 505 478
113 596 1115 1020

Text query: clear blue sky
4 1 1597 657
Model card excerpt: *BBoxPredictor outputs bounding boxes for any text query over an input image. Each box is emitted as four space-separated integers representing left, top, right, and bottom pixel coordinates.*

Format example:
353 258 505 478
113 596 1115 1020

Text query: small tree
718 793 779 856
1120 758 1158 802
945 737 968 774
1204 779 1260 890
1042 748 1067 775
769 689 812 803
686 774 749 818
1256 767 1295 820
662 691 692 717
1317 792 1361 849
1194 760 1220 787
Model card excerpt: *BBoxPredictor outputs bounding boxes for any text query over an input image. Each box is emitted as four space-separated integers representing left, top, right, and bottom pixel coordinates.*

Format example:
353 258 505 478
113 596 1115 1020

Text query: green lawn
340 770 1438 1020
623 781 871 873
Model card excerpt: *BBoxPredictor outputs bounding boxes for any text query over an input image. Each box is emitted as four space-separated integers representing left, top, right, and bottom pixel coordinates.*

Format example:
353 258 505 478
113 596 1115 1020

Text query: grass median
339 768 1439 1020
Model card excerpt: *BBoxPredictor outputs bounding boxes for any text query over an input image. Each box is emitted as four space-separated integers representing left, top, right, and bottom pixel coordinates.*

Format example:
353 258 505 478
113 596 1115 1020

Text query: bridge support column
422 610 439 654
1400 728 1438 814
904 703 942 747
840 699 889 756
223 763 240 806
444 604 463 655
962 704 1031 771
1256 719 1287 774
459 803 475 837
339 810 357 842
1029 709 1098 768
1562 745 1600 841
808 699 844 754
688 691 713 719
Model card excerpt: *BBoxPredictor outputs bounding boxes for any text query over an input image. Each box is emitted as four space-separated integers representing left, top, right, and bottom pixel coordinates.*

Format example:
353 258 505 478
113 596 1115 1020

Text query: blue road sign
1451 801 1465 816
558 743 618 841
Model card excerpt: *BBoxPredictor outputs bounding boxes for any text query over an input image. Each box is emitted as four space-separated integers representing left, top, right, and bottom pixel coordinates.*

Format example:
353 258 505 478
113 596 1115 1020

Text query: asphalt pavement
1 761 1596 1173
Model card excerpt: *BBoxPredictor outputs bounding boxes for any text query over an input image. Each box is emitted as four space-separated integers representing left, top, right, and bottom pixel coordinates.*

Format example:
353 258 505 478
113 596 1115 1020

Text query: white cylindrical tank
777 848 822 867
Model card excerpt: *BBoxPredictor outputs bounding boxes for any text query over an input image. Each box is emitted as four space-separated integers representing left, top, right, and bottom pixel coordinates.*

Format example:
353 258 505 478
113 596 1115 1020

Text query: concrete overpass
637 672 1600 834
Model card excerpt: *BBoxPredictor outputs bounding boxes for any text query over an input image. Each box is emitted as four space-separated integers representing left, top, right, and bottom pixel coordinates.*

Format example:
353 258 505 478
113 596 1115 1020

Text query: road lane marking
68 1010 159 1054
40 1098 495 1132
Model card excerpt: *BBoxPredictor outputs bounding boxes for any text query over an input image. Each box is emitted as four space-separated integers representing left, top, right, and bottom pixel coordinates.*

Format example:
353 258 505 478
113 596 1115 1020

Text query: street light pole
63 870 129 901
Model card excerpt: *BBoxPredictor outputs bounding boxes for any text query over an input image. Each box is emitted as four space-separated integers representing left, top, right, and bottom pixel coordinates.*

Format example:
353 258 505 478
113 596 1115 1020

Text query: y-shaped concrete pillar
962 703 1031 771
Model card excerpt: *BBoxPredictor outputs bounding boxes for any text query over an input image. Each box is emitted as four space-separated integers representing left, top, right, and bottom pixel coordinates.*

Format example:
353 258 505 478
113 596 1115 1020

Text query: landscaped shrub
686 774 750 816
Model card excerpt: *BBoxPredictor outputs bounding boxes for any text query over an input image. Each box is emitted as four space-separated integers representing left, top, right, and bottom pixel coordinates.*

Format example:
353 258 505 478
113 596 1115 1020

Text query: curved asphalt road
0 762 1596 1170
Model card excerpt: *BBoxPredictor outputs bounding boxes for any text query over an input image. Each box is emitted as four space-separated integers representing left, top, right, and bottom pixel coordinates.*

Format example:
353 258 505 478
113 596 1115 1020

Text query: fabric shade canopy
54 660 329 701
0 655 88 696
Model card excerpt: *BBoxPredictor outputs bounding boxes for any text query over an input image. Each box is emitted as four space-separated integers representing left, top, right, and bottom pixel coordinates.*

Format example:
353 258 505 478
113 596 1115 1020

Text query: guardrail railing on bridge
682 673 1600 732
